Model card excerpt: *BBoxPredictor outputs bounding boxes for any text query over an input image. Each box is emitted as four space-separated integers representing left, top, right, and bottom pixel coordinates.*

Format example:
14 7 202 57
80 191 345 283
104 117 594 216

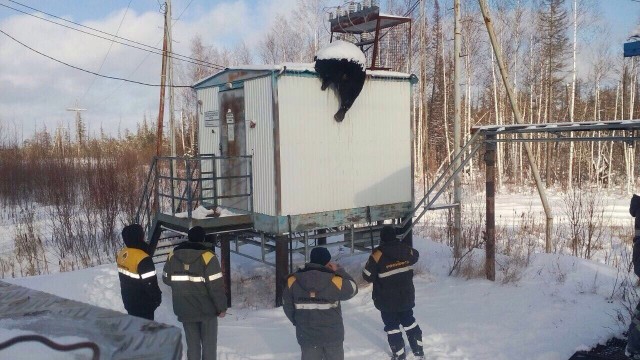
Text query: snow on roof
225 63 411 79
314 40 367 69
194 61 412 86
227 63 316 73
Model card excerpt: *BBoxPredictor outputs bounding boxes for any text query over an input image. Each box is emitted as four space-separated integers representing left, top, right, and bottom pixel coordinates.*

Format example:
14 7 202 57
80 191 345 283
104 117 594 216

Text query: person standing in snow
625 194 640 359
116 223 162 321
362 225 424 360
283 247 358 360
163 226 227 360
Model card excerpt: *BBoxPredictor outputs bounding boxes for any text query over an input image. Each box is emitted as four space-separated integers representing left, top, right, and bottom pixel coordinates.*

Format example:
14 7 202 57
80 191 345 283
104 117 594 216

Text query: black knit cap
188 226 206 243
122 224 144 247
310 247 331 266
380 225 398 243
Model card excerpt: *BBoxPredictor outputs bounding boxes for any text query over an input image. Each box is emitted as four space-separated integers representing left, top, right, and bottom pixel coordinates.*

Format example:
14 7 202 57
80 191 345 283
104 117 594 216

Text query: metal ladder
399 131 484 239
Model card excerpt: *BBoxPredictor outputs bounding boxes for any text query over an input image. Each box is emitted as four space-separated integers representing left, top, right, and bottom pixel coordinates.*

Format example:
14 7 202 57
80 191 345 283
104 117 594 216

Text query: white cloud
0 0 292 137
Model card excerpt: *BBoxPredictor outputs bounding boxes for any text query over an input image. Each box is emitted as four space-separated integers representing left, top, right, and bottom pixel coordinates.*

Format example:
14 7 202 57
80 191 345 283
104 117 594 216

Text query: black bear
314 47 366 122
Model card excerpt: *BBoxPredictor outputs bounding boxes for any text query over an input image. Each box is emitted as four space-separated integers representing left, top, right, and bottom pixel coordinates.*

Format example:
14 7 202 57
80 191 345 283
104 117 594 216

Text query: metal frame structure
474 119 640 280
329 6 412 70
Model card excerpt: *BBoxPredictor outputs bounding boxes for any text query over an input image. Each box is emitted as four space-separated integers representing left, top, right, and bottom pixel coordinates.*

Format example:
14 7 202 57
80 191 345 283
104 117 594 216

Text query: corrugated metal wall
277 74 412 215
197 87 220 200
245 76 277 216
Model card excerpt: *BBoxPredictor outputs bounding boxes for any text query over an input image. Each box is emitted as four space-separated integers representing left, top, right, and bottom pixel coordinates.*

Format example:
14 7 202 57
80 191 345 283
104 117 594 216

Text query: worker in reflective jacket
362 225 423 360
283 247 358 360
163 226 227 360
116 223 162 321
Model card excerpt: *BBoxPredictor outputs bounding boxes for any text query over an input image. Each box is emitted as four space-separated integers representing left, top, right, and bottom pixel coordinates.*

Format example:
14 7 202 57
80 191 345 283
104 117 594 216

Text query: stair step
426 203 460 211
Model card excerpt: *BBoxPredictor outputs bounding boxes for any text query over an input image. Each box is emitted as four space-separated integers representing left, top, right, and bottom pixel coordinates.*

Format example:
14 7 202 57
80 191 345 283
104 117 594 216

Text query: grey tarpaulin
0 281 182 359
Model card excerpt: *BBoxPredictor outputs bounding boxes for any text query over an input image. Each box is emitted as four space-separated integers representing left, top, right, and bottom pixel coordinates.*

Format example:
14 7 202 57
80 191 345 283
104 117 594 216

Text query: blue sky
0 0 639 138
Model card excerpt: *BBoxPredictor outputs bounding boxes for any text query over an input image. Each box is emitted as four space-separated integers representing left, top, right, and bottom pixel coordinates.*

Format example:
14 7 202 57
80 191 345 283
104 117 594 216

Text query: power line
0 28 193 88
80 0 133 101
1 1 225 70
100 0 204 102
175 0 196 21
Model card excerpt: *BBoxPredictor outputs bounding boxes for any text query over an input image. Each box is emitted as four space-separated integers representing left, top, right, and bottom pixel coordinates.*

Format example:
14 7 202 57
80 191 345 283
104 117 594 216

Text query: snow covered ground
1 188 636 359
4 234 630 360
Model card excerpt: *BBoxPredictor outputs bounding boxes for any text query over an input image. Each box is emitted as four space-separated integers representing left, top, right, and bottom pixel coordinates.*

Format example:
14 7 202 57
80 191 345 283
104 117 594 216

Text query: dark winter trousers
183 318 218 360
381 310 423 358
128 308 154 321
300 342 344 360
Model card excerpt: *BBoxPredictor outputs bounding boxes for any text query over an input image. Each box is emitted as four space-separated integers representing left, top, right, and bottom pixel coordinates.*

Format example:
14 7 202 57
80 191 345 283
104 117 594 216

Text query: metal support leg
350 225 354 254
304 232 309 263
485 136 496 281
317 229 327 246
275 235 289 307
220 234 232 307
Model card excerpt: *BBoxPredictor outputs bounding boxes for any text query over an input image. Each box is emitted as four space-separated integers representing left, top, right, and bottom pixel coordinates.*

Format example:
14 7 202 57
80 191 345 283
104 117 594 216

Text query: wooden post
217 234 232 307
275 235 289 307
485 135 496 281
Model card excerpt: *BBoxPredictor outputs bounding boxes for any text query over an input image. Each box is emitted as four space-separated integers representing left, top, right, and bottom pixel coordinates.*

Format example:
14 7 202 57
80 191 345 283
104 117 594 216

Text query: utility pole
166 0 179 213
66 101 87 157
155 3 169 157
453 0 462 259
167 0 176 158
478 0 554 254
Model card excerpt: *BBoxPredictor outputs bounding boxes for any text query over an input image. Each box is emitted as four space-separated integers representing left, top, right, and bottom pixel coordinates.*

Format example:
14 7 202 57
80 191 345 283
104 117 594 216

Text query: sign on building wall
226 110 235 141
204 110 219 127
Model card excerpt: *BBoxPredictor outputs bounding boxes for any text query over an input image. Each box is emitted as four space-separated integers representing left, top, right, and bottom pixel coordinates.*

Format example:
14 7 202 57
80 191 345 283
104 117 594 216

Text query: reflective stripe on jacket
283 263 358 346
362 240 419 312
116 247 162 314
162 242 227 322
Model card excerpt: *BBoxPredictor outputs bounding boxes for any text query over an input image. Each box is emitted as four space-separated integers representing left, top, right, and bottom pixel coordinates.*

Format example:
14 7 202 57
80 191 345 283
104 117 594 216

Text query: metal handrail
135 157 157 224
399 131 483 239
149 155 254 220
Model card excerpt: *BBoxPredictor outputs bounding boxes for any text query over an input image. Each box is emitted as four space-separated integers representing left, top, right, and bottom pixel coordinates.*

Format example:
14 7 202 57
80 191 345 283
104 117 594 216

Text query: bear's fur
314 58 366 122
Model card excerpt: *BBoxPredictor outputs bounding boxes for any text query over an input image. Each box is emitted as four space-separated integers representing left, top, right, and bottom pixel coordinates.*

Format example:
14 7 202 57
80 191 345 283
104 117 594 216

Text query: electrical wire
175 0 196 21
80 0 133 102
1 0 225 70
99 0 208 103
0 28 193 88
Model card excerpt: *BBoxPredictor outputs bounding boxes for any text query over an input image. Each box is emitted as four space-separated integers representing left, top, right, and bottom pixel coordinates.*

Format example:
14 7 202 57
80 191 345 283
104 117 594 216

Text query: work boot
408 335 424 357
390 344 406 360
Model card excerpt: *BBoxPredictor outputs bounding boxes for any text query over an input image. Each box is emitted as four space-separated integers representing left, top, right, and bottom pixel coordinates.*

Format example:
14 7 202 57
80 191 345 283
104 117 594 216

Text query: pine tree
537 0 569 185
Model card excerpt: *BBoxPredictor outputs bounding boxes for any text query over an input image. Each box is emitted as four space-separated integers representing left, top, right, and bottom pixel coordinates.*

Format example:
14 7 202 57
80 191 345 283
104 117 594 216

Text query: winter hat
122 224 144 247
380 225 398 243
310 247 331 266
188 226 206 243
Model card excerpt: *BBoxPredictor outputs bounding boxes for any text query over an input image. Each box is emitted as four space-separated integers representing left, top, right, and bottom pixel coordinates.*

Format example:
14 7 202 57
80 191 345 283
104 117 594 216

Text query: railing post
154 157 160 215
169 158 176 215
186 159 192 220
213 157 219 208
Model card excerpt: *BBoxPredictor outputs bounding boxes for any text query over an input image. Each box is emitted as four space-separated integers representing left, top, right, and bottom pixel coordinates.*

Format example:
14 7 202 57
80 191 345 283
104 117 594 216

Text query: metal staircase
399 131 484 239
